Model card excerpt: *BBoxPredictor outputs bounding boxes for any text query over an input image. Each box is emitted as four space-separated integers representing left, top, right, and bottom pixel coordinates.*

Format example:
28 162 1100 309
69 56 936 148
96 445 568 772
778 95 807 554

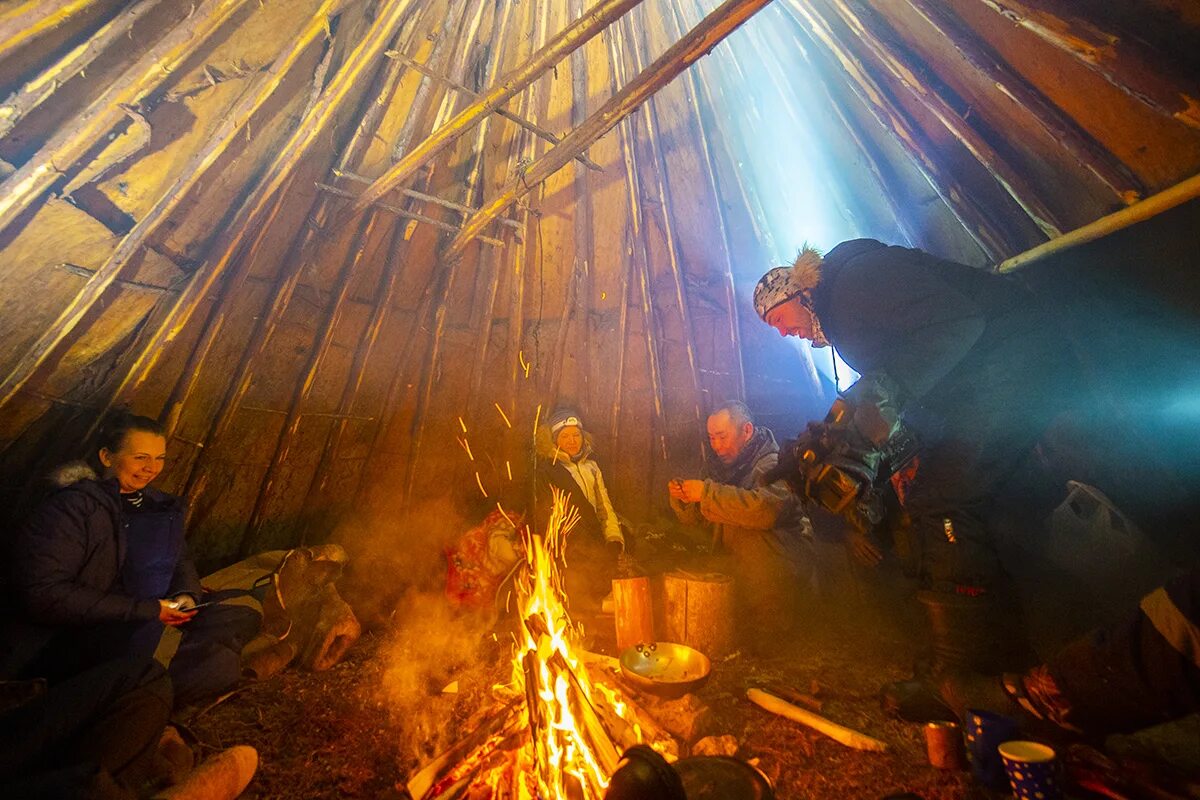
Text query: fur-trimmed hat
752 245 823 320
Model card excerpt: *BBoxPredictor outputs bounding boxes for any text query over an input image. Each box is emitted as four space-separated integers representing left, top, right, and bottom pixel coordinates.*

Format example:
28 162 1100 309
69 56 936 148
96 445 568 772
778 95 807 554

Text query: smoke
377 586 512 765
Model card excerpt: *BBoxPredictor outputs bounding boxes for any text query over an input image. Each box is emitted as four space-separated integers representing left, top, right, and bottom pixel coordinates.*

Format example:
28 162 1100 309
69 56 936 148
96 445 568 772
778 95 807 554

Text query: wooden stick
1000 170 1200 273
779 0 1009 260
0 0 256 236
141 0 415 444
353 0 645 210
0 0 349 415
901 0 1144 204
974 0 1200 130
824 0 1063 239
383 49 603 172
446 0 773 255
747 688 890 752
406 697 524 799
237 209 385 555
0 0 163 139
315 182 506 246
333 170 522 229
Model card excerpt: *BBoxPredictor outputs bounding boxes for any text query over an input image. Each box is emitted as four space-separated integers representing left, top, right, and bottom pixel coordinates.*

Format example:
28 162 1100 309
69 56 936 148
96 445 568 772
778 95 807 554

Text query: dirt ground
184 540 1200 800
186 611 1000 799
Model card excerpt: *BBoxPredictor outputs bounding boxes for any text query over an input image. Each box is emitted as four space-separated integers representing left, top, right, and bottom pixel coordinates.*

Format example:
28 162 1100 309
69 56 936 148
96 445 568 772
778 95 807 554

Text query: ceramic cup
998 740 1063 800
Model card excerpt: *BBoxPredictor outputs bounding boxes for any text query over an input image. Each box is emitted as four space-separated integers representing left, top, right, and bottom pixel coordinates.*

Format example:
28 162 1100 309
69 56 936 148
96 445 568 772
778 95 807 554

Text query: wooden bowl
618 641 711 698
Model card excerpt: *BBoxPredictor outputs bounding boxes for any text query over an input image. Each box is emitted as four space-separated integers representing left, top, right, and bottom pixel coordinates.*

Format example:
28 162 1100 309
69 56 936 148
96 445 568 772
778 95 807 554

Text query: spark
506 460 513 480
458 415 468 433
533 403 542 437
457 436 474 461
519 349 531 378
496 501 516 528
495 402 512 428
475 471 489 498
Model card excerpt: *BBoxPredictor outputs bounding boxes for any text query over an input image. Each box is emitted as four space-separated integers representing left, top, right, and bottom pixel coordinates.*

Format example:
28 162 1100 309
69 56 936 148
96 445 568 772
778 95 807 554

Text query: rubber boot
881 590 1037 722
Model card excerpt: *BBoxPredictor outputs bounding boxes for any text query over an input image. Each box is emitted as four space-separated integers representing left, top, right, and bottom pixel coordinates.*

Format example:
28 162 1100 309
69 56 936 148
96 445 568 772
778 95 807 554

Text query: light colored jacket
535 424 624 546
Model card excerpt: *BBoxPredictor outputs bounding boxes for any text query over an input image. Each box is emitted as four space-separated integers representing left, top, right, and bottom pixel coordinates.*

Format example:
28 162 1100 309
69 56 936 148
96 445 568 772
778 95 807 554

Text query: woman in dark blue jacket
2 411 259 707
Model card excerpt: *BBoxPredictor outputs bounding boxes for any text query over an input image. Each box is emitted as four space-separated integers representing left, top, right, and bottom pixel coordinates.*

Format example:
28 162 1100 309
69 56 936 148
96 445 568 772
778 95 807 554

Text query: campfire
406 489 676 799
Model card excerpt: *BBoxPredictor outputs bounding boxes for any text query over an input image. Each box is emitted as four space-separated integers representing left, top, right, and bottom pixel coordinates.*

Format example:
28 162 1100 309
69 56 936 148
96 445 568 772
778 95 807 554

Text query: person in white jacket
535 407 625 610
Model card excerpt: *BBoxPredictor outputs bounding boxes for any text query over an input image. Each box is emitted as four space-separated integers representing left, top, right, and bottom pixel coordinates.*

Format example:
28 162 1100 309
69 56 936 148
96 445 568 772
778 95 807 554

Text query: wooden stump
612 575 655 651
661 571 735 658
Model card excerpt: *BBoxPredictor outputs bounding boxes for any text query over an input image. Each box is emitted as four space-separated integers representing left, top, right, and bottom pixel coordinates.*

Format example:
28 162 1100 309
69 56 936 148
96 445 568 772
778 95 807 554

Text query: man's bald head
707 401 755 464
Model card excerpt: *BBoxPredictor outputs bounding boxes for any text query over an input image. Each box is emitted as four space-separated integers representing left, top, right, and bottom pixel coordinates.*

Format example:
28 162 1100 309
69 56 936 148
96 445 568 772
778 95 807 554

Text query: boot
154 746 257 800
881 589 1036 722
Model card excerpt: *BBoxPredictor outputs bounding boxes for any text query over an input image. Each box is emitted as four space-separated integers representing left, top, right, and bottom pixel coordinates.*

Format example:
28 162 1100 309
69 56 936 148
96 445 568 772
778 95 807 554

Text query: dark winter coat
811 239 1070 441
1 472 200 679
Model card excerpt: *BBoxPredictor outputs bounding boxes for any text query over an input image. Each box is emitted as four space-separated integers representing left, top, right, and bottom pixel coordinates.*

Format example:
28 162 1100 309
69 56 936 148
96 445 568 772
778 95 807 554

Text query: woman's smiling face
99 430 167 492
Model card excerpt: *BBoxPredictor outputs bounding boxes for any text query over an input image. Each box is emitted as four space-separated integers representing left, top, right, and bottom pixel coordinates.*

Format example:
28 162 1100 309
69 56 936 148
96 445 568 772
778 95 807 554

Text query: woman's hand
158 599 198 626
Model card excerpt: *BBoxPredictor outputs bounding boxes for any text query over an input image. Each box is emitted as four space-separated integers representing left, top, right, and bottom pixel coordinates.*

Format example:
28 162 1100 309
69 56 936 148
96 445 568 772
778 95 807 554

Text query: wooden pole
445 0 774 256
352 0 645 211
125 0 416 434
999 170 1200 273
0 0 102 62
623 12 707 457
0 0 257 236
901 0 1145 204
662 0 748 402
823 0 1064 239
0 0 350 416
238 209 386 555
383 49 603 172
606 20 666 447
973 0 1200 130
747 688 890 752
779 0 1010 260
360 0 487 513
0 0 164 139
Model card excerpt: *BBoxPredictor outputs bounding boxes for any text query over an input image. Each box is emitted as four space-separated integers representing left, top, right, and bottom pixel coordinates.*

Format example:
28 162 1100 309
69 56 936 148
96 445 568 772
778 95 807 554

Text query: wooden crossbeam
352 0 645 211
445 0 774 255
332 168 522 229
315 183 505 246
383 50 602 172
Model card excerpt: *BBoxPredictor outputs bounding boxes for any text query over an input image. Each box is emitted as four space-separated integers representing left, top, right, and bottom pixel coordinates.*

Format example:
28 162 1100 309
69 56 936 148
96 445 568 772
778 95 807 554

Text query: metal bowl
618 641 711 698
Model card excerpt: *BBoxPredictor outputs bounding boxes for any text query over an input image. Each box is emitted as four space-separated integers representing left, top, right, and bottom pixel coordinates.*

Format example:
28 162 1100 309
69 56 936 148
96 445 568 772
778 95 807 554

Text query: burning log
747 688 890 753
406 698 525 800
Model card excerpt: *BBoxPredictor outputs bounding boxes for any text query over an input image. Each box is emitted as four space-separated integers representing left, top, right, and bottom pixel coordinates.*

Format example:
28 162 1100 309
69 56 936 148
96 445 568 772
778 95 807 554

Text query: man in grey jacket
669 401 814 638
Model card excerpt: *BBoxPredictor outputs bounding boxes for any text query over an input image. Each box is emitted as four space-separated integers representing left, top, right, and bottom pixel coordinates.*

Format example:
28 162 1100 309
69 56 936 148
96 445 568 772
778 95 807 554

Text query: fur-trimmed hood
47 460 99 488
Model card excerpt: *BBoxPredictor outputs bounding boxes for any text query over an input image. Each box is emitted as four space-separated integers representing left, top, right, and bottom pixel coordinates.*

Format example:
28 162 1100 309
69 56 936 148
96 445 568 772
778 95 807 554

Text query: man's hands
848 529 884 567
667 478 704 504
158 599 197 626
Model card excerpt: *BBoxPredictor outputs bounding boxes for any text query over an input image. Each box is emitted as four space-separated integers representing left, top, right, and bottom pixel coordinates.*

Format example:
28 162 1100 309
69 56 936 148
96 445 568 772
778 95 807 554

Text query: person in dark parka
1 412 260 707
753 239 1075 715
